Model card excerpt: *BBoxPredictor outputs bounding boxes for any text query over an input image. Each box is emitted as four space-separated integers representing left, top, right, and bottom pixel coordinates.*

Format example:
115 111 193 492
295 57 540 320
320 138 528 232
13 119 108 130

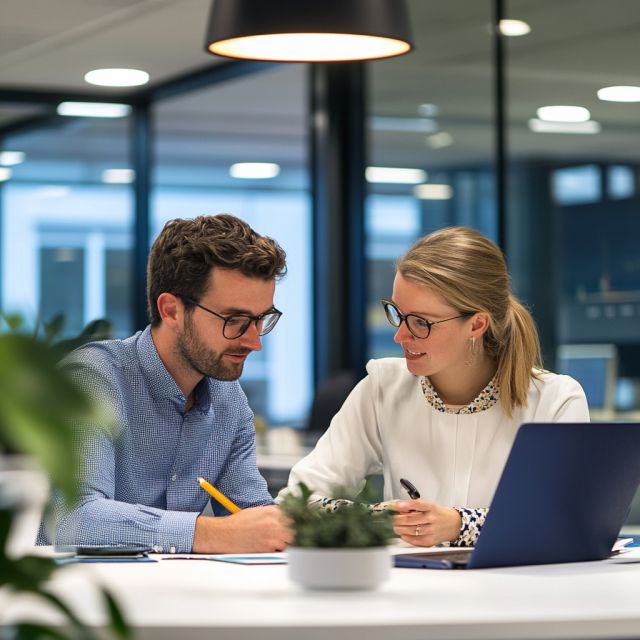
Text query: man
48 214 292 553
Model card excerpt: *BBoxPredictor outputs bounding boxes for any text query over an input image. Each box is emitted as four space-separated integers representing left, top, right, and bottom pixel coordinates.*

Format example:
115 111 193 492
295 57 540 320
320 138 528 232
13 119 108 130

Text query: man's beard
176 316 249 381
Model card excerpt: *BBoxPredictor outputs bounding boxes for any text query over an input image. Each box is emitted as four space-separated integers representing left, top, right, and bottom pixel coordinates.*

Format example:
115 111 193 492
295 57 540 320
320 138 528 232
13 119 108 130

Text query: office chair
305 369 358 434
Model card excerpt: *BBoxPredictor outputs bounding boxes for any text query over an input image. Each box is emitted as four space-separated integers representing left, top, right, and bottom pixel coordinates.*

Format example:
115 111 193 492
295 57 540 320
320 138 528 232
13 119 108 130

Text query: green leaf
0 509 12 558
51 319 112 361
38 590 97 640
2 313 24 332
102 589 131 638
43 314 65 344
79 319 112 340
0 553 57 591
11 623 69 639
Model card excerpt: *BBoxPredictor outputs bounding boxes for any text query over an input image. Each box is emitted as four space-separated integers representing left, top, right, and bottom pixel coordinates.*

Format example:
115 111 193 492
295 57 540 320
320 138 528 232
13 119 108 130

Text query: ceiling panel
0 0 217 90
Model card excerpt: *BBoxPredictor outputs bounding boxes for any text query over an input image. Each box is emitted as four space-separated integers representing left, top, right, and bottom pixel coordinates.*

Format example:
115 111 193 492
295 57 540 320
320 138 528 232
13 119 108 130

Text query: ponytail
492 296 542 417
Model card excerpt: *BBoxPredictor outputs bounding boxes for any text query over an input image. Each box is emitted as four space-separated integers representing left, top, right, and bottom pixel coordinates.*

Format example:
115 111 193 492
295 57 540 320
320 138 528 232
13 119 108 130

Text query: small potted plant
280 482 395 590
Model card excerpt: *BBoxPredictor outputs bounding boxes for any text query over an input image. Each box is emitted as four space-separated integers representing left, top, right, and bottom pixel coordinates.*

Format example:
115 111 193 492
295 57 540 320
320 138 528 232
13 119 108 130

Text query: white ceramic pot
287 546 391 590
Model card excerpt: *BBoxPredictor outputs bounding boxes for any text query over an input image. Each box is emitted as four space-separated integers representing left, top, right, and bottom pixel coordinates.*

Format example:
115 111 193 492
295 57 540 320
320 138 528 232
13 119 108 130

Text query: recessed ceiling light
365 167 427 184
418 103 439 117
0 151 25 166
57 102 131 118
84 68 150 87
0 167 13 182
537 106 590 122
229 163 280 179
528 119 601 134
414 184 453 200
426 132 453 149
102 168 135 184
597 86 640 102
499 19 531 36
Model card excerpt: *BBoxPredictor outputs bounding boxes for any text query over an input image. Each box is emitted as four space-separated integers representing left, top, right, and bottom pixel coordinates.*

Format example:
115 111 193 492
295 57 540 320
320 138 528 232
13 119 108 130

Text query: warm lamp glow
209 33 410 62
204 0 413 63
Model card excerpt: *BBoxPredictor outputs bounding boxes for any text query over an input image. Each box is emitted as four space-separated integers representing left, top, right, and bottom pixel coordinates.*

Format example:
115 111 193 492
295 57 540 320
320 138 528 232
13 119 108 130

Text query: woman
280 227 589 547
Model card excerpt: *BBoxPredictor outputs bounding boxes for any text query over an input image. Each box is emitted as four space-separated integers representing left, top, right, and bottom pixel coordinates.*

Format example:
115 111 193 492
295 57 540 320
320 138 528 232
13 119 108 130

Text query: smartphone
394 550 472 570
75 546 151 557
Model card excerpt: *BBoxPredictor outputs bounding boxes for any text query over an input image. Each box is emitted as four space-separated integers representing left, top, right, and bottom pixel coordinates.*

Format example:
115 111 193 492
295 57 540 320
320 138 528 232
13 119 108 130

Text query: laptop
395 422 640 569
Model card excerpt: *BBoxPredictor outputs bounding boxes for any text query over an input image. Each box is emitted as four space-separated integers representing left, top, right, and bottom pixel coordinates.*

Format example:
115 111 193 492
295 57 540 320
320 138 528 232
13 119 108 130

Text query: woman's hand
393 500 461 547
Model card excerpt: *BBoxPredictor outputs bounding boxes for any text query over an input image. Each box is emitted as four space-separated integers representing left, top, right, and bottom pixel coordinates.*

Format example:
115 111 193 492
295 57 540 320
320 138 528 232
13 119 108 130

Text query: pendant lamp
204 0 413 63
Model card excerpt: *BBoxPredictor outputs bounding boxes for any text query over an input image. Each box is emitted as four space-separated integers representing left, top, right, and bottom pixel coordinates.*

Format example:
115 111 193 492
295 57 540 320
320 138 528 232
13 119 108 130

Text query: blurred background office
1 0 640 434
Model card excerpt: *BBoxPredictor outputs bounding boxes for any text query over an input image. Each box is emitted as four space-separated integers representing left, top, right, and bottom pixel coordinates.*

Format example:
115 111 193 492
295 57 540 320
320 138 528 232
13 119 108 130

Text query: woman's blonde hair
397 226 542 416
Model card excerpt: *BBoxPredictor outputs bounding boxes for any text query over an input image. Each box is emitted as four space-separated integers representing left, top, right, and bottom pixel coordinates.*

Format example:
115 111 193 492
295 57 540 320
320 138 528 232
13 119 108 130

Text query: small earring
471 335 476 353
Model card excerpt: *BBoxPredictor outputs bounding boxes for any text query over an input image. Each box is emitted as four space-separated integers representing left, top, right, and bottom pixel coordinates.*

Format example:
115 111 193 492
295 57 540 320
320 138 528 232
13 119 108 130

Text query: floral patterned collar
420 375 500 414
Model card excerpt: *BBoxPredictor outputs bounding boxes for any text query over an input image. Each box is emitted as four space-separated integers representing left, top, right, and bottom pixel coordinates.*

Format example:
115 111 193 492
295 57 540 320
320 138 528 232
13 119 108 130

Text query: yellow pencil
197 477 241 513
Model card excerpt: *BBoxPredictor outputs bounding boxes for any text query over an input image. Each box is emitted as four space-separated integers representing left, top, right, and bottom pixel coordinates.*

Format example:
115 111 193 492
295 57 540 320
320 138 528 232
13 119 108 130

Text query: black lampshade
204 0 413 63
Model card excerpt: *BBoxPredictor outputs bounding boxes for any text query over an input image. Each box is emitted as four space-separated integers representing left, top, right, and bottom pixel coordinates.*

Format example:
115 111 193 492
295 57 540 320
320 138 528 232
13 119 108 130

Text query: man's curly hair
147 213 287 326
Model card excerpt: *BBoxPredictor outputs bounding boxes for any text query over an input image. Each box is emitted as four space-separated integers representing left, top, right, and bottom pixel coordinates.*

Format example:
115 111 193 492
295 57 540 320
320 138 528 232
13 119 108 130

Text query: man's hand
393 500 461 547
192 505 293 553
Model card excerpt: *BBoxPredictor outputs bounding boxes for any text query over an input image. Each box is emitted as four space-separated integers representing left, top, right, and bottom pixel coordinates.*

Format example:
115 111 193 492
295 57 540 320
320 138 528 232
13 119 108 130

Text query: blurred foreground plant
0 313 129 639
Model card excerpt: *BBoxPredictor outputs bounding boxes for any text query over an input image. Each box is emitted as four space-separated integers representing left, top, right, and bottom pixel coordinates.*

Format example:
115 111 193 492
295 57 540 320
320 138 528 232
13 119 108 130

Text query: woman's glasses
380 299 472 339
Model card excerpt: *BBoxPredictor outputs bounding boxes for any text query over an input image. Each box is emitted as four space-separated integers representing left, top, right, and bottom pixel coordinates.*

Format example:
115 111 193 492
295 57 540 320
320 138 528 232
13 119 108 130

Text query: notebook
395 422 640 569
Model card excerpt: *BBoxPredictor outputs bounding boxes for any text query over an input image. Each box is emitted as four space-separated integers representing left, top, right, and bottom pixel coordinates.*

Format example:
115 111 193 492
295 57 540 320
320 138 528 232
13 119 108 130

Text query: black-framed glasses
380 299 472 340
178 295 282 339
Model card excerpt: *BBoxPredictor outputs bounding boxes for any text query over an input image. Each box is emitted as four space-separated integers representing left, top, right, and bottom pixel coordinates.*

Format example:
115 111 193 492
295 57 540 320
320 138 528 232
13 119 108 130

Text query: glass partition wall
506 0 640 418
366 0 496 360
0 104 134 338
151 65 312 426
0 67 312 427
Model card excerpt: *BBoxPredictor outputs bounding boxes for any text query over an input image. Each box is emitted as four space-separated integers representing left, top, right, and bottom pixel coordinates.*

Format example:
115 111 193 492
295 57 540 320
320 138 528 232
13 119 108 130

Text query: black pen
399 477 421 500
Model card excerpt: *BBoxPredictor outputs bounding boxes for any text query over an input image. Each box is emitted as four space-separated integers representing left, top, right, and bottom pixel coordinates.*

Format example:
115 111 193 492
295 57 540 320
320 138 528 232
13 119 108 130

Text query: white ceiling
2 0 640 180
0 0 217 91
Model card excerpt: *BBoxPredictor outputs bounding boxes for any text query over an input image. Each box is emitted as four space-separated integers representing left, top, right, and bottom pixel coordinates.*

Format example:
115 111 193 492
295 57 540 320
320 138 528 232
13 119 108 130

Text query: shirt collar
136 326 211 413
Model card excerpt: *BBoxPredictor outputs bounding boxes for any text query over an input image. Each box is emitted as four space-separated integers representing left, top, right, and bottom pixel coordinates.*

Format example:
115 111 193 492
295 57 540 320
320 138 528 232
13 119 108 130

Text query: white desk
4 552 640 640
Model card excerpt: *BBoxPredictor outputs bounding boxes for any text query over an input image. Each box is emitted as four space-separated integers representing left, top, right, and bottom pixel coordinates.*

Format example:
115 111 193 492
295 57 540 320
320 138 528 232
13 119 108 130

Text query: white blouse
280 358 590 508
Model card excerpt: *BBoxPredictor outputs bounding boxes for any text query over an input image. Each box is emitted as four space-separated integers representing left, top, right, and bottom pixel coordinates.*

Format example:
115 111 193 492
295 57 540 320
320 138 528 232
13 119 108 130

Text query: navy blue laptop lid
467 422 640 568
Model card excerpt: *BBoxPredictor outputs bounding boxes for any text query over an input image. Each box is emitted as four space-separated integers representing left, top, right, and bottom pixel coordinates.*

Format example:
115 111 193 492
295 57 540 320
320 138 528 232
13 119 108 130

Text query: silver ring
415 525 421 536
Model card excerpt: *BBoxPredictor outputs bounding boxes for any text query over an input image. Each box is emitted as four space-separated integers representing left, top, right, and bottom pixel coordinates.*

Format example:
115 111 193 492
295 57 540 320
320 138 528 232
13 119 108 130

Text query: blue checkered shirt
44 326 273 553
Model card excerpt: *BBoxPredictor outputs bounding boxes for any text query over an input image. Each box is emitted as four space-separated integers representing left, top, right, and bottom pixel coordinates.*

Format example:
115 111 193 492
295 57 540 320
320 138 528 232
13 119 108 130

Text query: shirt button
171 474 177 481
153 544 163 553
170 546 176 554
